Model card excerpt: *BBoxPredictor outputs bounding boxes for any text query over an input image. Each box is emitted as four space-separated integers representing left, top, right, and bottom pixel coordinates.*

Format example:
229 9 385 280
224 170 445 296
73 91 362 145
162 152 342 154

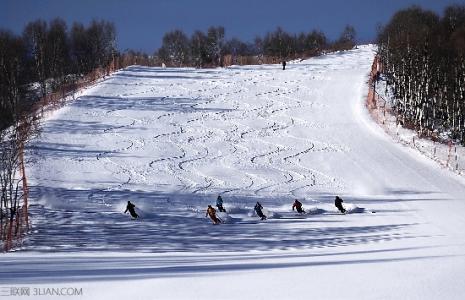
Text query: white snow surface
2 45 465 299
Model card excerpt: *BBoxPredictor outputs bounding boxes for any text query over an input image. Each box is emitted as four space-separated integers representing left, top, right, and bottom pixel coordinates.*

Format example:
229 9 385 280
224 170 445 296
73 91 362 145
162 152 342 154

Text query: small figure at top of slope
206 205 221 225
282 60 286 70
334 196 346 214
124 201 139 219
254 202 267 220
216 195 226 212
292 199 305 214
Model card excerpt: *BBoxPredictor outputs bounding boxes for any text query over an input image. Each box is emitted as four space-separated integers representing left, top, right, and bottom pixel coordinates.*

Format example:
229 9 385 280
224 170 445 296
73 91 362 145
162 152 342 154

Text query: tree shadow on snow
22 186 429 255
1 245 456 284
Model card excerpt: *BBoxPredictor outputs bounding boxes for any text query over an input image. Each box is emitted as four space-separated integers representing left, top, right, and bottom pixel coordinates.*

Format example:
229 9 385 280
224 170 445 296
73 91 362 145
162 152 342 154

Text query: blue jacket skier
216 195 226 212
254 202 267 220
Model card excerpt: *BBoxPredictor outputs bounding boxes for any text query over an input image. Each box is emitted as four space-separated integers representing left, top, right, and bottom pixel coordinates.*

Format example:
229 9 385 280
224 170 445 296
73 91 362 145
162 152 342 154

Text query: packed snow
2 45 465 299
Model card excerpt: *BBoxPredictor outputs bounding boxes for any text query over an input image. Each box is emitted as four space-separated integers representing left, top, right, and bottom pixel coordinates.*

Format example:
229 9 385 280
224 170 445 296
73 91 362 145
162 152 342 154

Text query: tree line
0 21 358 129
156 25 357 67
377 5 465 143
0 18 116 130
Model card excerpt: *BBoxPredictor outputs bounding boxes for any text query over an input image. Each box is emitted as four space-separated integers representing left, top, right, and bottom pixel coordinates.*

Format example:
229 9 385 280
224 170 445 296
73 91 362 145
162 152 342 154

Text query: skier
292 199 305 214
282 60 286 70
254 202 267 220
216 195 226 212
206 205 221 225
334 196 346 214
124 201 139 219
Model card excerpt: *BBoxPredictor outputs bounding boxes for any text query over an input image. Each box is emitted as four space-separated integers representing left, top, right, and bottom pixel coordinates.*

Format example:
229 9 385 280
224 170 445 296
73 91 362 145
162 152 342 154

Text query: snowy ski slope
2 45 465 299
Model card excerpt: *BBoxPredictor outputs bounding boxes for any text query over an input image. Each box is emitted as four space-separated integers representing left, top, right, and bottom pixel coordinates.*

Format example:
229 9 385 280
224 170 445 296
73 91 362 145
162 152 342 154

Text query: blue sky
1 0 462 53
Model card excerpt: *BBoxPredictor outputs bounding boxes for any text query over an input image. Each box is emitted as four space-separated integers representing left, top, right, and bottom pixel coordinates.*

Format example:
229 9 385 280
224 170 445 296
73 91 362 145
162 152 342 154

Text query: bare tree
23 20 48 98
207 26 225 66
0 31 26 130
190 30 208 68
158 30 190 67
332 25 357 51
0 128 23 242
378 5 465 142
46 18 70 90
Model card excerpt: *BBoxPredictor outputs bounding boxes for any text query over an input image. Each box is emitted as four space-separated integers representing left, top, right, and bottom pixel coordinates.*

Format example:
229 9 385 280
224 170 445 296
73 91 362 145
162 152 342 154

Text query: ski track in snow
23 46 416 253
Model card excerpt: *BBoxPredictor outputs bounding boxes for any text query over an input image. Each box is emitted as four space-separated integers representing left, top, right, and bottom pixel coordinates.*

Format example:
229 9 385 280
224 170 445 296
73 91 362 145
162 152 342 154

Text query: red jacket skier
292 199 305 214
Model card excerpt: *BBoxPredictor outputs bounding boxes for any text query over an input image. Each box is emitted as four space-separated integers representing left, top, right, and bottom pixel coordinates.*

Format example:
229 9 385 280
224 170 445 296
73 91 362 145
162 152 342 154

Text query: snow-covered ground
2 45 465 299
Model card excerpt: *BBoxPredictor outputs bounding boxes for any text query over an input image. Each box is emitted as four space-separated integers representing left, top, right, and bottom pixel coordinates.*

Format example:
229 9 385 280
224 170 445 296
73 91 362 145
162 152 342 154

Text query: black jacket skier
282 61 286 70
334 196 346 213
124 201 139 219
254 202 267 220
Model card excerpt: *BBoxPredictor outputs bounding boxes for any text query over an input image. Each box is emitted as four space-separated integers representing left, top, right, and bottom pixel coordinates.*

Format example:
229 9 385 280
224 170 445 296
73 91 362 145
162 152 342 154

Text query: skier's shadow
26 186 427 254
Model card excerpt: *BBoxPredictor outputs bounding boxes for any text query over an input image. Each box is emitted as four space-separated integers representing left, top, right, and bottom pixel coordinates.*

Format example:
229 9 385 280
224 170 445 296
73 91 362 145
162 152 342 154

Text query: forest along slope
5 45 465 299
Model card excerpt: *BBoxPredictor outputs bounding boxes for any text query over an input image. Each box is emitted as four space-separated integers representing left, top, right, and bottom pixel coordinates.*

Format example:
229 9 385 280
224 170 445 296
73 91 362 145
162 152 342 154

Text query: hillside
2 45 465 300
